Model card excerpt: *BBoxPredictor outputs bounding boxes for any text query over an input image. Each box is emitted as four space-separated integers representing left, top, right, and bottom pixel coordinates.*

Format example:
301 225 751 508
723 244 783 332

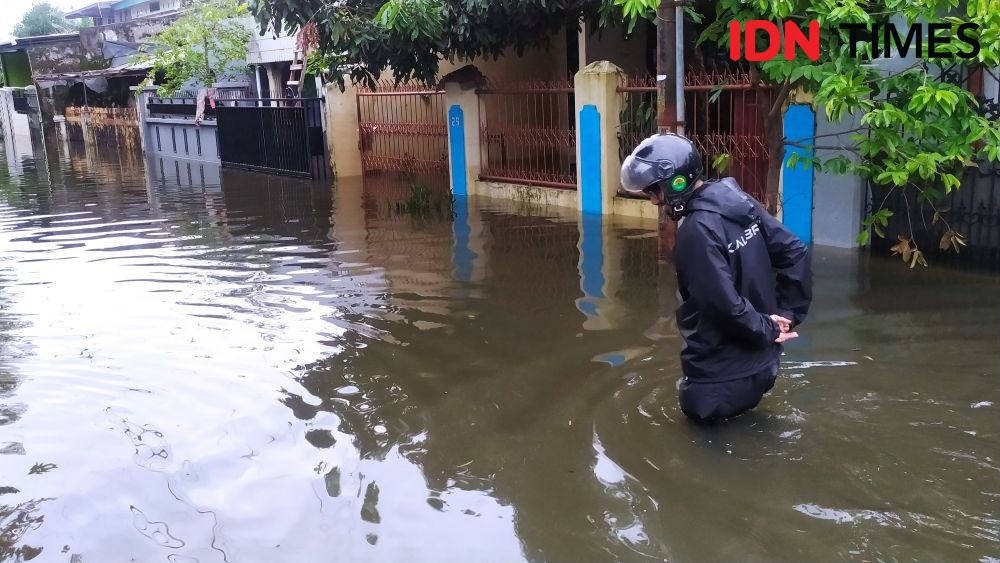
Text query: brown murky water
1 143 999 562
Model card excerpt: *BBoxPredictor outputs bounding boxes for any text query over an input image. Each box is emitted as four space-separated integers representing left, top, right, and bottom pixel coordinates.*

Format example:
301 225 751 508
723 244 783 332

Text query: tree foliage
620 0 1000 263
135 0 252 96
248 0 612 88
13 2 89 37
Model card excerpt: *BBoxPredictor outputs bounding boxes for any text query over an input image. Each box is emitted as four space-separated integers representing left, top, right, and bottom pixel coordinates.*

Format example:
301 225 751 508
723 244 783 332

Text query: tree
248 0 612 88
13 2 89 37
620 0 1000 266
135 0 252 96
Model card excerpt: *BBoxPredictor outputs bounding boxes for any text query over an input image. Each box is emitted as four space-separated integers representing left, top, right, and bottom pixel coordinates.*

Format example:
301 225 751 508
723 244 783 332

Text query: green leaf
712 153 731 173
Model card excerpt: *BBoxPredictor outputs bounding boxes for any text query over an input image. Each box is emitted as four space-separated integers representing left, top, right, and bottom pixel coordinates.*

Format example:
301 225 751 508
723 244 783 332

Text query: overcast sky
2 0 88 42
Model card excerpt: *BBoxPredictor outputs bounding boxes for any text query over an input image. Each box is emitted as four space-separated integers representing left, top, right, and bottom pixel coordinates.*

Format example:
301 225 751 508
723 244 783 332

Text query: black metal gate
216 98 328 179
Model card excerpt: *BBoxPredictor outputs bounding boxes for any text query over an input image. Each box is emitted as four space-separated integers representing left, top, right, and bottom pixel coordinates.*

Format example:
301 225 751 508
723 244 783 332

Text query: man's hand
775 330 799 344
770 314 799 344
770 314 793 333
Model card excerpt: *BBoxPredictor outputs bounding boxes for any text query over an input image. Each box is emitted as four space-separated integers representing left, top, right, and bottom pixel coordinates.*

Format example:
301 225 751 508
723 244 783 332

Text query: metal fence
618 71 774 202
64 106 140 149
478 80 577 189
215 97 328 179
869 166 1000 271
147 96 212 120
357 83 448 173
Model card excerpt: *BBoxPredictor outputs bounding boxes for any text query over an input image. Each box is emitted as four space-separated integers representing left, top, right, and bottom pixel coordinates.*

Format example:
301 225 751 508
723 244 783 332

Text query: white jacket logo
728 223 761 254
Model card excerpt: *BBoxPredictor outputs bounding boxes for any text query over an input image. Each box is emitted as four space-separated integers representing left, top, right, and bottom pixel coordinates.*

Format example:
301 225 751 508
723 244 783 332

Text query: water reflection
0 142 998 562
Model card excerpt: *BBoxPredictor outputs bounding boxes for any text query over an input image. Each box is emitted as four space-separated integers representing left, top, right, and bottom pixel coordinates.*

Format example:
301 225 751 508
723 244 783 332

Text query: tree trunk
762 78 795 216
764 111 784 215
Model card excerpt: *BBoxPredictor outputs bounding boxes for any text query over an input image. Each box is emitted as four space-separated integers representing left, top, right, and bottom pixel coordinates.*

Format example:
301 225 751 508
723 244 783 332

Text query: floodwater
1 142 998 563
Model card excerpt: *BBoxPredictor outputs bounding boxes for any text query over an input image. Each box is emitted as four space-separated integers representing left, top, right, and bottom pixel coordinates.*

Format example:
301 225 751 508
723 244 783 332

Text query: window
149 1 160 11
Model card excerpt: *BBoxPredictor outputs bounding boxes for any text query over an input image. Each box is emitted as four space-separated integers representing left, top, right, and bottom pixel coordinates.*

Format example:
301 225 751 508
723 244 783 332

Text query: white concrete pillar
323 80 362 178
135 86 157 155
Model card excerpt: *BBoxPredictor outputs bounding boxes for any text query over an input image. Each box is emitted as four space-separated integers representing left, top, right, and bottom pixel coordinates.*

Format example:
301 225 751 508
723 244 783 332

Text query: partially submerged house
0 0 186 121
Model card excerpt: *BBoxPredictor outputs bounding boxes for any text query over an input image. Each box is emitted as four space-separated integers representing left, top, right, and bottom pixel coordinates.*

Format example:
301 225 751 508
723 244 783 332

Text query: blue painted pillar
575 213 625 331
451 197 476 282
782 104 816 243
448 104 468 197
579 104 603 215
577 212 606 309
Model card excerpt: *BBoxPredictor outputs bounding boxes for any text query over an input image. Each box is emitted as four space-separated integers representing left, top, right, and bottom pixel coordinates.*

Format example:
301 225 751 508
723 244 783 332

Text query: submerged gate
356 84 448 173
216 98 328 179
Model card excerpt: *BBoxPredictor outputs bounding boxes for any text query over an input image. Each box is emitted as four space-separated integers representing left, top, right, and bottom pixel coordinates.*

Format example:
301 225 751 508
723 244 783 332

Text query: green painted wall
1 51 33 87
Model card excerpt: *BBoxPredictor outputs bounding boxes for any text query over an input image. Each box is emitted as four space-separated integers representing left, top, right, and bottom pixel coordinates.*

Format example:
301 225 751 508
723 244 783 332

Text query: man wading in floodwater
621 134 812 422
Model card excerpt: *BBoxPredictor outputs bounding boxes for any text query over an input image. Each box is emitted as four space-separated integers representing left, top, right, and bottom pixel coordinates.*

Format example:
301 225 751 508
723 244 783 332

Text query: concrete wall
79 12 180 56
812 111 866 248
145 118 220 163
18 13 179 79
24 36 104 77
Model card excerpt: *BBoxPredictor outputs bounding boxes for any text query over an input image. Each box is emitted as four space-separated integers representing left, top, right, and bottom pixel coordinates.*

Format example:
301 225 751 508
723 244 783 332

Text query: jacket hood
686 178 760 228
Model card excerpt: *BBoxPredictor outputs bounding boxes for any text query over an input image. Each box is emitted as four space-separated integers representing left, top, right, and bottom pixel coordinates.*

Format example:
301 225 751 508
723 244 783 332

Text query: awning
33 60 152 89
64 2 115 19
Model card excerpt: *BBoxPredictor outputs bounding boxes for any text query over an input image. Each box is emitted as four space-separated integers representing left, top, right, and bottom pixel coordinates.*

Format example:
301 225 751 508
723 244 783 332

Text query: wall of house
128 1 180 20
441 36 571 84
79 11 179 54
23 37 104 77
811 110 865 248
245 19 296 65
581 20 650 77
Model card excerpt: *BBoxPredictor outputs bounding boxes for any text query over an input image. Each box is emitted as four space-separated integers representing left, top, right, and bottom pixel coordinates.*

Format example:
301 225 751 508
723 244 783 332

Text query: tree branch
780 125 868 146
784 141 862 153
768 78 796 122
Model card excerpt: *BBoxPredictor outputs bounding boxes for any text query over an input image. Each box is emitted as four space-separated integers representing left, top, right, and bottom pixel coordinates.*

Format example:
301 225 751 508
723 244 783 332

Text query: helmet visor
620 155 669 194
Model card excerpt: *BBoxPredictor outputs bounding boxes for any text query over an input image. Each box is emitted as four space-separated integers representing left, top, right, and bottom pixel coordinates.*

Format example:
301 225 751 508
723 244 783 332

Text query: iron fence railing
869 165 1000 271
357 82 448 173
478 80 577 189
618 72 775 202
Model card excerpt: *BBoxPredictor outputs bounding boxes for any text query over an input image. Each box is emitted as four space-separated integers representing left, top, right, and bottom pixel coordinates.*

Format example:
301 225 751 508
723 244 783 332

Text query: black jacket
674 178 812 382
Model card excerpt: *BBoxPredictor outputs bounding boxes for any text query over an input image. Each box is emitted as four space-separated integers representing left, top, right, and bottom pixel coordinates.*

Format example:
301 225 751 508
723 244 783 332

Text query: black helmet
620 133 703 220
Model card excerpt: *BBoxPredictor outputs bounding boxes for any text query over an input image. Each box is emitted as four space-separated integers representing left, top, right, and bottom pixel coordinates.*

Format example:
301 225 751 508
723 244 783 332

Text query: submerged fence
64 106 141 149
356 83 448 173
478 80 577 189
618 71 774 202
